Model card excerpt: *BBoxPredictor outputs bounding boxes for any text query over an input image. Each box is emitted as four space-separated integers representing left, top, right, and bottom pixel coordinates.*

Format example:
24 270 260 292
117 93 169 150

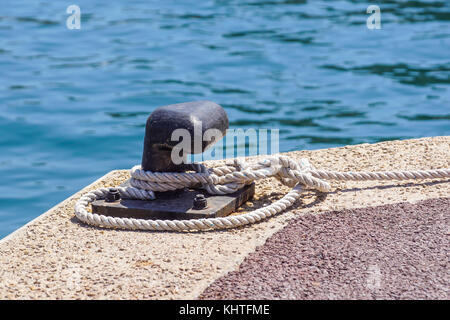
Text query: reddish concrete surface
199 198 450 300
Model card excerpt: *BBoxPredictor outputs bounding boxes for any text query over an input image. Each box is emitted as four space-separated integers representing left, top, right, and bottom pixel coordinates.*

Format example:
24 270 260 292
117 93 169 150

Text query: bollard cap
141 101 228 172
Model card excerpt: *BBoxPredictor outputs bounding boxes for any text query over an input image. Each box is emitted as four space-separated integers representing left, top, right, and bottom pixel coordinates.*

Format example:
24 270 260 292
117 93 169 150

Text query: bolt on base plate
91 180 255 220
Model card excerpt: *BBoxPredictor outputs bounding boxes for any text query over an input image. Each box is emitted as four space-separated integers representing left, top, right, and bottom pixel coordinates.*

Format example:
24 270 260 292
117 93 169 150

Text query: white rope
74 156 450 232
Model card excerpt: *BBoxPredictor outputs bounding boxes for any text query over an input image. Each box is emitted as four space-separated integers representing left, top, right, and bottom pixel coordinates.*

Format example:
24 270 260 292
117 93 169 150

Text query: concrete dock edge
0 136 448 299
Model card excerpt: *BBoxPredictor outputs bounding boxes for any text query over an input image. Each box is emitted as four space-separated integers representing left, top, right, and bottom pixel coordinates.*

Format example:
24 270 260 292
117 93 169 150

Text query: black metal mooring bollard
91 100 255 219
141 100 229 172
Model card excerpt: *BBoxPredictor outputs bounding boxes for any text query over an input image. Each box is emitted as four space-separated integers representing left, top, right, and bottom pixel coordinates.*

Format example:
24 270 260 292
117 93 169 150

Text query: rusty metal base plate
91 181 255 220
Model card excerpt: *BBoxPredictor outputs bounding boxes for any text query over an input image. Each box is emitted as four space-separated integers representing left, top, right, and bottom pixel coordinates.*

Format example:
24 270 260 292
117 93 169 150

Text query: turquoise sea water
0 1 449 237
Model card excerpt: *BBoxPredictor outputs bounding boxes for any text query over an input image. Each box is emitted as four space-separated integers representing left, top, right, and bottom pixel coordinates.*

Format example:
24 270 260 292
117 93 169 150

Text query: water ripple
322 63 450 86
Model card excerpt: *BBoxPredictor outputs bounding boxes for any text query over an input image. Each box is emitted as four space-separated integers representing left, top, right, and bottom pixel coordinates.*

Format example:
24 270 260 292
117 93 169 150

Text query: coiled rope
74 156 450 232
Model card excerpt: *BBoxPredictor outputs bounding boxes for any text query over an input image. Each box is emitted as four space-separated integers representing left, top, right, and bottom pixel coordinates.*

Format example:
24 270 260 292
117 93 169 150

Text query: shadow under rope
331 178 450 194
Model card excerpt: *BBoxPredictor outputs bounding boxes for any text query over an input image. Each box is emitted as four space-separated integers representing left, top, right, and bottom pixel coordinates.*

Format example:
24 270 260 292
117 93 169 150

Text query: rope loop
74 156 450 232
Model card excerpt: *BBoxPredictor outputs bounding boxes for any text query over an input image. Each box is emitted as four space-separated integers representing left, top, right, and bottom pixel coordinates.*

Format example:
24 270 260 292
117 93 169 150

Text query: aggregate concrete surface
199 197 449 300
0 137 448 299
